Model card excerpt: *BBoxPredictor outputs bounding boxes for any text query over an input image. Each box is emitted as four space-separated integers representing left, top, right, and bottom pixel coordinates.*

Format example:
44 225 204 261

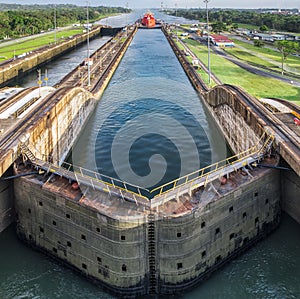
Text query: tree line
0 4 130 39
173 9 300 33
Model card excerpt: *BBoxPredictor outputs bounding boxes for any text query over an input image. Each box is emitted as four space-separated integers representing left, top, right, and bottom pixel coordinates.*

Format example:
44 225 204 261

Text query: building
210 34 234 47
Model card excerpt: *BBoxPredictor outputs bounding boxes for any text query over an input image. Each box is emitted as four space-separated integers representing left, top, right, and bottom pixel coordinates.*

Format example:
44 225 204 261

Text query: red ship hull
141 12 156 28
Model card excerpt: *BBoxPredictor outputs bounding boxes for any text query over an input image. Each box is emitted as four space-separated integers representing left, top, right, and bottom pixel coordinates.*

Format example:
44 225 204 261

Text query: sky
1 0 299 9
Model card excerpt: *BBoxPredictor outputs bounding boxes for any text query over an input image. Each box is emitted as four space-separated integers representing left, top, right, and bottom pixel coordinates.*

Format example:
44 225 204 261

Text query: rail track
55 27 136 94
0 86 37 114
0 86 73 151
269 97 300 120
223 84 300 152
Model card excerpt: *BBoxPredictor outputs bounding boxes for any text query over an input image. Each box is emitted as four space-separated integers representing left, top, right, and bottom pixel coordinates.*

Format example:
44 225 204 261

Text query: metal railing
60 160 150 200
13 96 40 118
149 132 273 199
19 132 274 207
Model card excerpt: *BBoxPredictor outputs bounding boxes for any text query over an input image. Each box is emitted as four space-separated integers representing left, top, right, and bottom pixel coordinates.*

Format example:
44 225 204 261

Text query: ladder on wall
148 213 157 294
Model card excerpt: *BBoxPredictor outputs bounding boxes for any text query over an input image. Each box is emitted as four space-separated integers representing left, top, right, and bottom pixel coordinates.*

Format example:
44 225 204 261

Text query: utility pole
203 0 211 84
175 3 178 42
54 4 57 44
125 2 129 36
86 0 91 87
37 69 42 97
44 69 48 86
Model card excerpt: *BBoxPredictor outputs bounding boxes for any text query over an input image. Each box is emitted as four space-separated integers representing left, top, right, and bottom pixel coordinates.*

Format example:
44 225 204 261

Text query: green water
0 213 299 299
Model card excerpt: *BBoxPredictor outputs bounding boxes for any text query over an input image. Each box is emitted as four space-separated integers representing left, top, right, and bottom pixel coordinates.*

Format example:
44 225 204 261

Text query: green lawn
225 47 280 70
181 38 300 104
236 23 259 30
0 28 84 61
230 38 300 74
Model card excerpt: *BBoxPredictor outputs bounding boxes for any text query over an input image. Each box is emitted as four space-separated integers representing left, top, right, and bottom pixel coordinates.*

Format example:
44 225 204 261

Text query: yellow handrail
21 132 273 202
149 132 273 197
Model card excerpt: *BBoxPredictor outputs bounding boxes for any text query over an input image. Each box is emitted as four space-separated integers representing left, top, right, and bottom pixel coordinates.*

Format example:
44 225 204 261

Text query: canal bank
162 25 300 225
0 26 122 87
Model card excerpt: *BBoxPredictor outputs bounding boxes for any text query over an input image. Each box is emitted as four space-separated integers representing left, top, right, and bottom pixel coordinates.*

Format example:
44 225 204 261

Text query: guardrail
19 131 273 209
150 132 273 198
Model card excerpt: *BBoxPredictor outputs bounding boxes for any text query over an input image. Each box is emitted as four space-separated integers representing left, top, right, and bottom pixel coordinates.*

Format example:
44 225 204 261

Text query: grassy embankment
0 10 124 63
225 38 300 75
173 32 299 105
0 28 85 62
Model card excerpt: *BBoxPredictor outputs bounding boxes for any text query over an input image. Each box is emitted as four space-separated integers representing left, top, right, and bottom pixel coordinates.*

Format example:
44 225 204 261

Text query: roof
210 34 233 43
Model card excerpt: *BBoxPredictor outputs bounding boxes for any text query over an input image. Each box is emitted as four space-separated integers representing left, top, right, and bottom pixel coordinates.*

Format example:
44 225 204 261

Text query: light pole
37 69 42 97
86 0 91 87
125 2 128 36
175 3 178 42
203 0 211 84
54 4 57 44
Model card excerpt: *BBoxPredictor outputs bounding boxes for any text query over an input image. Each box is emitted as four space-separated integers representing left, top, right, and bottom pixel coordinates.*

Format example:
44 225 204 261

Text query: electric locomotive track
0 86 74 151
0 87 37 114
223 84 300 153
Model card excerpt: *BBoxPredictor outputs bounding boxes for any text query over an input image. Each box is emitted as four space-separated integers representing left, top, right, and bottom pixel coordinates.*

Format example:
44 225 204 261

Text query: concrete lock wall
25 87 95 163
281 169 300 224
0 27 102 87
203 86 266 155
203 87 300 224
14 177 148 296
0 87 95 233
0 168 14 232
14 166 280 296
157 169 280 293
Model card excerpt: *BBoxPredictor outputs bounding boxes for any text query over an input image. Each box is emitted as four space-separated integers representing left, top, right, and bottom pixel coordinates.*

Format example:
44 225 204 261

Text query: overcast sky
1 0 299 9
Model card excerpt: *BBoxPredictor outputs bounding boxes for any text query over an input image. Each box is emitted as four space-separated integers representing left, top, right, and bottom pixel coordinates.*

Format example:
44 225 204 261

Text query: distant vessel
141 11 156 28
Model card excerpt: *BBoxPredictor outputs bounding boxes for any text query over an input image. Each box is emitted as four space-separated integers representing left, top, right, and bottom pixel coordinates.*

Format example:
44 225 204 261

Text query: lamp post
54 4 57 44
86 0 91 87
203 0 211 84
125 2 129 36
175 3 178 42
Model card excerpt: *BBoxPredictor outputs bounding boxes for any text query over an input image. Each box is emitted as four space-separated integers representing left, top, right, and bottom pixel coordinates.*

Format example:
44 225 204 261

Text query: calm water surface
71 28 226 190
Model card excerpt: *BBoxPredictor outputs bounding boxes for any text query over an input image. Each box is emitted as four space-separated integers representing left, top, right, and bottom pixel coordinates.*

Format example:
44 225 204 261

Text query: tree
232 23 239 30
259 25 268 32
275 40 299 75
212 21 226 34
254 40 264 48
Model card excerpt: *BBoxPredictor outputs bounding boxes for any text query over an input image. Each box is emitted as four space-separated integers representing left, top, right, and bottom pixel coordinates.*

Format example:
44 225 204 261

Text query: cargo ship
141 11 156 28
